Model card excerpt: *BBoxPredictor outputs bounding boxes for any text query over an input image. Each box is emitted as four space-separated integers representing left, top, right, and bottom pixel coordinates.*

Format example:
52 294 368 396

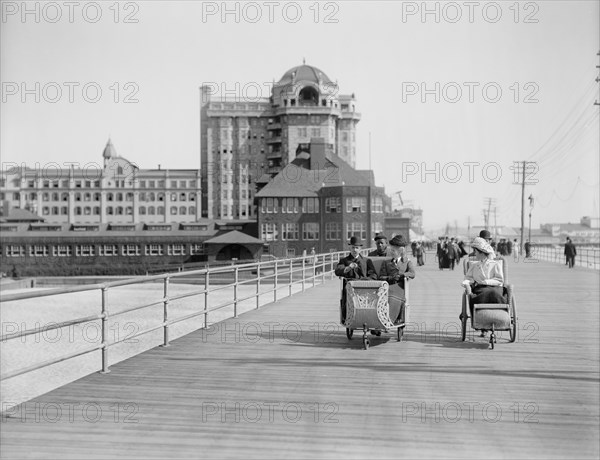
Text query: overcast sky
1 0 598 231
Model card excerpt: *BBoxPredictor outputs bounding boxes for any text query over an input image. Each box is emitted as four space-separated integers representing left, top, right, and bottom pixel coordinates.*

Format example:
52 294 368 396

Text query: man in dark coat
336 236 374 322
564 237 577 268
335 236 372 279
368 233 389 257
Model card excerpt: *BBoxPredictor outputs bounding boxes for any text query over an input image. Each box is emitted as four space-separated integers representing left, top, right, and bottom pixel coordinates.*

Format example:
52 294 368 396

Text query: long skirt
469 285 506 316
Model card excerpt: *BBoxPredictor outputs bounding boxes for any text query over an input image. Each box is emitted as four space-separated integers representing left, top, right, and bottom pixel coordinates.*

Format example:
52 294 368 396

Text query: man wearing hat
336 236 374 322
368 233 388 257
335 236 371 280
377 235 416 324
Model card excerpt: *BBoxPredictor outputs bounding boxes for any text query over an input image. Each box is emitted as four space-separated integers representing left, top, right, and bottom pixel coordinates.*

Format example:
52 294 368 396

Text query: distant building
387 207 423 236
255 139 387 257
0 140 202 225
200 62 361 220
540 217 600 244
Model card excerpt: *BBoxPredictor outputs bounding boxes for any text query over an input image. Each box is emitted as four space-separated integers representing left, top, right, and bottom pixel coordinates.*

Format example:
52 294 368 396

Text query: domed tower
102 138 117 168
267 62 360 170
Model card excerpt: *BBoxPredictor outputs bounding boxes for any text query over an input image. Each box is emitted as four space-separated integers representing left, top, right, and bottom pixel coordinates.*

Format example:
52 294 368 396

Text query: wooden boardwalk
1 258 599 459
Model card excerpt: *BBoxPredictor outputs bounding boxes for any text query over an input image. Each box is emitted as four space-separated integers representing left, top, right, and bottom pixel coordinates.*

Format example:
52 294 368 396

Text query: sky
1 0 598 232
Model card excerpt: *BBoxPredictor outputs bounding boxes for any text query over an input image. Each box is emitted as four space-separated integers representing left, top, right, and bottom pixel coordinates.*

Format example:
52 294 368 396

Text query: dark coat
564 242 577 257
335 253 374 279
378 257 416 290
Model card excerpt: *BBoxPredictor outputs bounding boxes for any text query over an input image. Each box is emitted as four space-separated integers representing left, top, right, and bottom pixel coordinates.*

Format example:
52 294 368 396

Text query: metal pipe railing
1 251 347 381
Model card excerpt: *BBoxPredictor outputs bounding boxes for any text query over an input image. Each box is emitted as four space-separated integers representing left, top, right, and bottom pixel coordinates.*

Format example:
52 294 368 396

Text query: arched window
93 207 100 215
94 193 101 201
139 206 146 215
170 206 177 215
171 193 177 201
107 207 114 215
62 192 69 201
51 192 59 201
158 206 165 215
42 207 49 215
107 193 114 201
189 206 195 215
84 193 91 201
158 193 165 202
148 206 155 215
126 207 133 215
42 193 49 201
180 192 186 201
189 193 195 202
61 207 68 215
116 206 123 215
116 193 123 201
126 192 134 201
75 193 81 202
75 207 82 215
148 192 155 201
84 207 91 215
179 206 186 215
51 206 59 215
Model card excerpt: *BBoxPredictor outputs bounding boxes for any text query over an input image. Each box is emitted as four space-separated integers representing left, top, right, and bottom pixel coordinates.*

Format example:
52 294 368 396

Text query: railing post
274 261 278 302
100 287 110 374
312 255 316 287
234 266 239 317
204 270 210 328
289 258 293 297
161 276 170 347
302 257 306 291
256 264 261 309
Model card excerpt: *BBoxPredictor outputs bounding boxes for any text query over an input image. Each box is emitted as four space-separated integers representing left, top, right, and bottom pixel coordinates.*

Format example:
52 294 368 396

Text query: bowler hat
479 230 492 240
374 233 388 242
389 235 407 247
349 236 363 246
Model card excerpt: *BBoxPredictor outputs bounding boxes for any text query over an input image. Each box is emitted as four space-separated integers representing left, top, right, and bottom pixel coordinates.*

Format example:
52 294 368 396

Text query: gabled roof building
255 138 390 257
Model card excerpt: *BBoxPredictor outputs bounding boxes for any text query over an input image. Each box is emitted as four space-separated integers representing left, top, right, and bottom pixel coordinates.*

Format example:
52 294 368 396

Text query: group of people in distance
334 233 415 328
436 236 468 270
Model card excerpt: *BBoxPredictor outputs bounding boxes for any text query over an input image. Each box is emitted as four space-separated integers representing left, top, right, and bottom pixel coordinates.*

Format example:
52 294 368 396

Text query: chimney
309 138 327 171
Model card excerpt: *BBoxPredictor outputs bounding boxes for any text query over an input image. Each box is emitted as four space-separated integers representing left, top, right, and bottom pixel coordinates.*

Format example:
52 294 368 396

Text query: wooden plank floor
1 258 599 459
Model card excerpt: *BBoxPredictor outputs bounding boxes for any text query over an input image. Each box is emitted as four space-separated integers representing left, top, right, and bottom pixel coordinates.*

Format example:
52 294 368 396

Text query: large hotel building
201 62 361 220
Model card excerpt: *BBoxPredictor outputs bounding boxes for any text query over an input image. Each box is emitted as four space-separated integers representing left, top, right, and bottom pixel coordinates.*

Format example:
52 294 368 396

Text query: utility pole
514 161 536 252
493 207 497 239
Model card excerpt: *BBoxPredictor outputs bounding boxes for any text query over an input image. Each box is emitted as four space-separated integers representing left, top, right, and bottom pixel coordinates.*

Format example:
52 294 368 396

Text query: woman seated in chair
463 237 507 333
378 235 416 324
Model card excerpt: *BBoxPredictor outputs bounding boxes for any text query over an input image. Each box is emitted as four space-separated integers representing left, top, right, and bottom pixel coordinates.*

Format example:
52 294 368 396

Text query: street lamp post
528 194 534 242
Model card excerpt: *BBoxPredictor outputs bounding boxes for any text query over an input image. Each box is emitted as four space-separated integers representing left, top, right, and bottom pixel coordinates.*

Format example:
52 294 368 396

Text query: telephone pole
513 161 537 251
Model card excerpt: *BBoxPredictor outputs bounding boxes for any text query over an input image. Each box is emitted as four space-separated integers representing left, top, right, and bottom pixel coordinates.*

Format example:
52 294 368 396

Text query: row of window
10 179 197 189
4 243 205 258
260 222 384 242
41 206 198 216
261 197 383 214
11 192 198 203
